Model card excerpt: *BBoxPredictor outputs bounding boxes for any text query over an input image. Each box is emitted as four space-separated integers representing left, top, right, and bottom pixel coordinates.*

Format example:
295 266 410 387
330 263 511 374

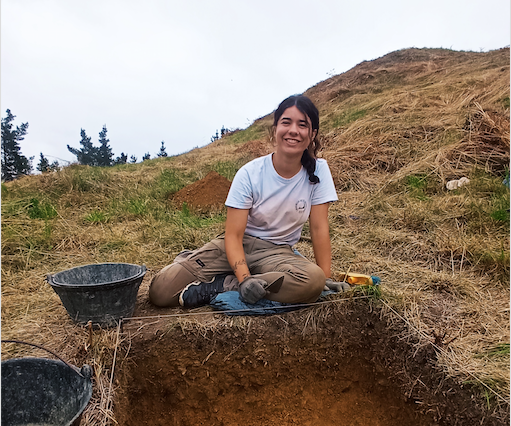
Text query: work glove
239 277 268 304
324 278 351 292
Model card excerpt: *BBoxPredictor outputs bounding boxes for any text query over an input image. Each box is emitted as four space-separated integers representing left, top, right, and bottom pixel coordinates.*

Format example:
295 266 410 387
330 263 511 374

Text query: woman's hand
324 278 351 292
239 277 268 303
309 203 332 279
225 207 250 283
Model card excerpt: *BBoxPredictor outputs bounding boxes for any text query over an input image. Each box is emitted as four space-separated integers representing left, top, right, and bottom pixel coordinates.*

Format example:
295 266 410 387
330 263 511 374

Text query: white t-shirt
225 154 338 246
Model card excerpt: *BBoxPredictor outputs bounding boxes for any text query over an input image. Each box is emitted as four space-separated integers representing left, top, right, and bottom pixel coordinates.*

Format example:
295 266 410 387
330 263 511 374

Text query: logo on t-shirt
295 199 307 214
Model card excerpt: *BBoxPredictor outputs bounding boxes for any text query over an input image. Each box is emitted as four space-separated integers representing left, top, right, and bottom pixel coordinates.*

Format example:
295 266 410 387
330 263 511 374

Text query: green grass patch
490 207 510 222
84 209 109 224
227 122 267 145
405 174 430 200
109 197 153 219
476 343 510 358
172 203 225 229
465 170 510 231
489 177 510 223
207 160 242 181
70 166 111 192
126 198 150 216
151 168 186 199
406 174 428 191
27 198 58 220
351 284 382 300
332 108 368 128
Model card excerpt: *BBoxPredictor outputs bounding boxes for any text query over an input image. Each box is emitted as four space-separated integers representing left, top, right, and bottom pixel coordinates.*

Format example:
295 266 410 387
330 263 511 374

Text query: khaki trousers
149 234 326 307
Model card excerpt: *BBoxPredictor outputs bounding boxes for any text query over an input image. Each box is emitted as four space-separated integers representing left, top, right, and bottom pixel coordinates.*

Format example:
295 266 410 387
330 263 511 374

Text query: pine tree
1 109 32 181
114 152 128 165
49 160 60 171
157 141 168 157
142 152 151 161
37 153 50 172
130 155 137 163
36 153 60 173
67 129 98 166
97 125 113 167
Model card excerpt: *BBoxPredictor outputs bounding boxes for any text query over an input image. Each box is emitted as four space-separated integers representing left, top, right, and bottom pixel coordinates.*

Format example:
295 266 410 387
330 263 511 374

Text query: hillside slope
2 47 509 425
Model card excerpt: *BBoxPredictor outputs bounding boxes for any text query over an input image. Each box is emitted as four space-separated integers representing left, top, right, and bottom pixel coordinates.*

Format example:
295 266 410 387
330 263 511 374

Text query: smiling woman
149 94 347 309
272 97 320 182
274 106 313 164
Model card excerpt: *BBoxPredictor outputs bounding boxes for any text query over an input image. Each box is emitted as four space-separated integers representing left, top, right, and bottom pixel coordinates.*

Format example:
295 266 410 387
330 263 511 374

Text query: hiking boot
179 274 228 308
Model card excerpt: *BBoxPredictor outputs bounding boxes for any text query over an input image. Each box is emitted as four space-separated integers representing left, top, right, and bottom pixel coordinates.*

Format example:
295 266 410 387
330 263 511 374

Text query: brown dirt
111 278 508 426
116 326 429 426
171 171 232 212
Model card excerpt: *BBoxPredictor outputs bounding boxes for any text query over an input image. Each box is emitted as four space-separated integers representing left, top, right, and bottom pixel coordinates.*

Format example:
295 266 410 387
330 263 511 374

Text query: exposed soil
116 325 430 426
113 285 508 426
171 171 232 211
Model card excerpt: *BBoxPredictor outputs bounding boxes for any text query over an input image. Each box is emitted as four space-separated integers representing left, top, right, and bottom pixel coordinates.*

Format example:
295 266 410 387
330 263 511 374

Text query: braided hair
273 95 321 184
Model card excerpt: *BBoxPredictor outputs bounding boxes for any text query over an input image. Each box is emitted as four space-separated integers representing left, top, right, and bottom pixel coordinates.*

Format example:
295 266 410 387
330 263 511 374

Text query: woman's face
274 106 317 158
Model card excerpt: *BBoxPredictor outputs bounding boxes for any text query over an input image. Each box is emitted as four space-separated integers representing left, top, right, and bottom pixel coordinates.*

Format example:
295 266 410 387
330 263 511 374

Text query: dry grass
2 47 509 424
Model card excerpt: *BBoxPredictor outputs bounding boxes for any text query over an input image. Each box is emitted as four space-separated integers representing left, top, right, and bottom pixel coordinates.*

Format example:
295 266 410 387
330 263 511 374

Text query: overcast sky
2 0 509 166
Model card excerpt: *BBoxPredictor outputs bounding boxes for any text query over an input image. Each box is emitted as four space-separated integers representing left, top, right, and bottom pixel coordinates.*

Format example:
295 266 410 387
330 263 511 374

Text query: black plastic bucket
1 357 93 426
47 263 146 327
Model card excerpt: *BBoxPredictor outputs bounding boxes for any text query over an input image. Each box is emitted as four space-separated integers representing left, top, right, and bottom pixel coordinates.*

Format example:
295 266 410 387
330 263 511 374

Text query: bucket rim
48 270 146 290
1 356 89 375
47 262 146 288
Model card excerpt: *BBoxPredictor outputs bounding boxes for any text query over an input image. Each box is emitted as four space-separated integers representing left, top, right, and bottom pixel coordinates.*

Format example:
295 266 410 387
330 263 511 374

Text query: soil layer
115 299 506 425
116 331 429 426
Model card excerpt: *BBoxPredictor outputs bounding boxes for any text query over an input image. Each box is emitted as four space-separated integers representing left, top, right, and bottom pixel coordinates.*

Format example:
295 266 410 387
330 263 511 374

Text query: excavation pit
115 302 447 426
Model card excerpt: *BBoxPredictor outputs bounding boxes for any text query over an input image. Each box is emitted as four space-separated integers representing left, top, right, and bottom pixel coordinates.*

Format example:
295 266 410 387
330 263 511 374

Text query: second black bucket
47 263 146 327
2 357 93 426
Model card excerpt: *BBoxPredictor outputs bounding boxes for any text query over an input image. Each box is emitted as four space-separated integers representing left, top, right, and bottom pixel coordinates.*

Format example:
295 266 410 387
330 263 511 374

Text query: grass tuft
332 108 368 128
84 210 109 224
207 160 241 181
27 198 58 220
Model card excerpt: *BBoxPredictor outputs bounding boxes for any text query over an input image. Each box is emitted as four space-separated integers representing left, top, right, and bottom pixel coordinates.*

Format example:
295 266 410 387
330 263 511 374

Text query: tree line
1 109 170 182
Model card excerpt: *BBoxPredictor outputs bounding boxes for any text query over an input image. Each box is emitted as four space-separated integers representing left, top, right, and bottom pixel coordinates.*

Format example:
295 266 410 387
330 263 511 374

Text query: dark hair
273 94 321 184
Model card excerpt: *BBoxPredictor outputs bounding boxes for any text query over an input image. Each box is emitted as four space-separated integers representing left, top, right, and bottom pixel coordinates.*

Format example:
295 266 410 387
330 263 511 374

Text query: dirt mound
171 171 231 211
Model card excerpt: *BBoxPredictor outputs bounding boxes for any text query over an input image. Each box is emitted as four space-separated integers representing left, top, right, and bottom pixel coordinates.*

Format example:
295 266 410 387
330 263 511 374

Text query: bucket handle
2 339 91 379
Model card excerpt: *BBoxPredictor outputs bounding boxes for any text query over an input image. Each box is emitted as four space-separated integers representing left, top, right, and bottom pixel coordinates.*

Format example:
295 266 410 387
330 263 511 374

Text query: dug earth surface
170 170 231 212
114 299 499 425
